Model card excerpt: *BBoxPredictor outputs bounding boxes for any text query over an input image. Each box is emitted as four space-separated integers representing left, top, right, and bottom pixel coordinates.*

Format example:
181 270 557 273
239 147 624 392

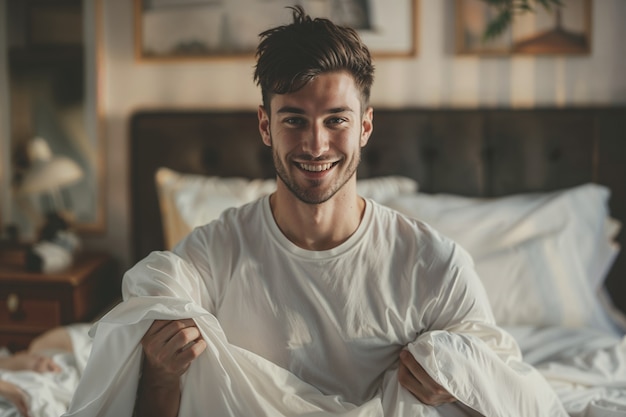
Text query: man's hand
140 319 207 385
135 319 207 417
398 350 456 406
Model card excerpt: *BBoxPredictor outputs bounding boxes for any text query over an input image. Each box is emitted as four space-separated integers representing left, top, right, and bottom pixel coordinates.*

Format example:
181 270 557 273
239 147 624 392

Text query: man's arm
134 319 207 417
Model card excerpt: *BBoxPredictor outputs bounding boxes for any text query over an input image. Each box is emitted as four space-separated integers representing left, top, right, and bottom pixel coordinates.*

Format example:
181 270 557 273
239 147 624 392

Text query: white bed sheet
506 326 626 417
0 324 92 417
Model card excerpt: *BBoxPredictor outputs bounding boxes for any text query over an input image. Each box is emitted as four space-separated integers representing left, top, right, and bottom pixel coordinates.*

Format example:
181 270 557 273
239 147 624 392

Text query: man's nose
302 124 330 157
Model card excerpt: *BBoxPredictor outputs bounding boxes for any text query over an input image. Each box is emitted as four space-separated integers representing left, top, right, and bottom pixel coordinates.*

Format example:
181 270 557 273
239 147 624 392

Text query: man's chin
284 182 337 205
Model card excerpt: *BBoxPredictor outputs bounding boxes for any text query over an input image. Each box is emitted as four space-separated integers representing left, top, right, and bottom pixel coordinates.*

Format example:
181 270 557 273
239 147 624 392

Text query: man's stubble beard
269 133 361 205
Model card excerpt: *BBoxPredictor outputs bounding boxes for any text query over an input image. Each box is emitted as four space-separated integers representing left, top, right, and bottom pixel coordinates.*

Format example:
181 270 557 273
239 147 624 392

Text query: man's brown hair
254 6 375 113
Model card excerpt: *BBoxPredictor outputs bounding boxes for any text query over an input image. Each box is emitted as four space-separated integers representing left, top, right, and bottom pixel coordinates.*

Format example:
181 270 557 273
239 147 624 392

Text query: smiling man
261 72 370 204
258 70 372 250
64 6 567 417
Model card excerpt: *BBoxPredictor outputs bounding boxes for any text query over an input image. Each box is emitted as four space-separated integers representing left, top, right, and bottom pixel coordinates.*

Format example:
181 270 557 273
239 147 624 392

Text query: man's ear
360 107 373 147
258 105 271 147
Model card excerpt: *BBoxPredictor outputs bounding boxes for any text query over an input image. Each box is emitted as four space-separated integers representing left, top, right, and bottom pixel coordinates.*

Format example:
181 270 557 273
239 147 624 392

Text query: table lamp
19 137 84 215
18 137 83 272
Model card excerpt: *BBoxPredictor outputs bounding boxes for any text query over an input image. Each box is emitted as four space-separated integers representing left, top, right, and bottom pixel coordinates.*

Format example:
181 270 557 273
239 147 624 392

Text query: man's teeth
300 163 333 172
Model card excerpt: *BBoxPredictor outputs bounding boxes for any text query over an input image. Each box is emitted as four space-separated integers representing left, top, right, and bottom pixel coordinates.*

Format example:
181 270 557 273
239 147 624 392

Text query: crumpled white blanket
62 295 567 417
0 324 92 417
508 326 626 417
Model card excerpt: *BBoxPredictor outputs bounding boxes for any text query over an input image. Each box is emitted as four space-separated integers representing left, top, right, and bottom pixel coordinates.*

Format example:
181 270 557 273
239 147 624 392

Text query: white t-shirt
170 196 501 404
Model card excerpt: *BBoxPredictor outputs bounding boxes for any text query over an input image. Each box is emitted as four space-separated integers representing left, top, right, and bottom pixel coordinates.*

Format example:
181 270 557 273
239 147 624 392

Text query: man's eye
327 117 347 126
284 117 306 126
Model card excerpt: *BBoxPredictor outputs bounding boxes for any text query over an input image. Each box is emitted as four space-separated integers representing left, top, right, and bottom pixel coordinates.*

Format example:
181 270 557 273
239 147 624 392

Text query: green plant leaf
479 0 565 40
484 9 512 40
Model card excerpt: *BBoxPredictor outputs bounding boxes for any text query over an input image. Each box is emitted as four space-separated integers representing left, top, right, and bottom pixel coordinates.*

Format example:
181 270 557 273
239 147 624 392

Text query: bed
127 107 626 416
129 107 626 318
3 107 626 416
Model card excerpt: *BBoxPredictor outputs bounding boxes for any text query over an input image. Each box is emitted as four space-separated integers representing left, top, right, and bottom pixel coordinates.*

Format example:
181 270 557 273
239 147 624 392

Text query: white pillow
155 168 275 250
155 167 418 249
356 175 418 202
384 184 621 331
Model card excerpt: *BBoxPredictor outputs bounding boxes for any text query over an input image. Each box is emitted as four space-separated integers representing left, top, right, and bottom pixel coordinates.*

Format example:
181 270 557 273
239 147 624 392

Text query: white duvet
1 315 625 416
60 297 566 417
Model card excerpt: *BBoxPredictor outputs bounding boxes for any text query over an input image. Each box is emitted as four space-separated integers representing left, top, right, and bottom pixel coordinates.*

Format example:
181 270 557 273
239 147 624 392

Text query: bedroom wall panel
425 112 486 196
359 111 428 184
360 110 487 196
486 110 596 195
595 108 626 312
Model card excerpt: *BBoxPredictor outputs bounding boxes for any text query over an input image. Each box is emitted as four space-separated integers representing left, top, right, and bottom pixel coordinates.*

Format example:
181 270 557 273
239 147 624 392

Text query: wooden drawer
0 252 119 352
0 332 37 353
0 291 62 331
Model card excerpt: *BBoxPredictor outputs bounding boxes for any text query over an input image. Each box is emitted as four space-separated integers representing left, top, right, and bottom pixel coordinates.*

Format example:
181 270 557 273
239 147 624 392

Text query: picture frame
3 0 106 239
456 0 592 55
135 0 418 61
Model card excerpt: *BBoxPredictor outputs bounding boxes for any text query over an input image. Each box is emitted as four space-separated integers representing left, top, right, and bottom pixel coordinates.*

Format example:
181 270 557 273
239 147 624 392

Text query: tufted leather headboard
130 107 626 313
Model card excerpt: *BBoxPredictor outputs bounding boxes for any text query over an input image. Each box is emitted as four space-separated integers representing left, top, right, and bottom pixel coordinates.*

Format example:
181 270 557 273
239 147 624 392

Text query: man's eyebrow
327 107 354 114
276 106 305 114
276 106 354 114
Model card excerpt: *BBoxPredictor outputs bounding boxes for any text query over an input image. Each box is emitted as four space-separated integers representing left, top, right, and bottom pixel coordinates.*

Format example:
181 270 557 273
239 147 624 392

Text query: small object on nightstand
25 212 80 273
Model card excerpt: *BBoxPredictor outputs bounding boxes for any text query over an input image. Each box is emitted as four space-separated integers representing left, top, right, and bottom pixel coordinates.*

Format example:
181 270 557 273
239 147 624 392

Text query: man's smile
296 161 339 172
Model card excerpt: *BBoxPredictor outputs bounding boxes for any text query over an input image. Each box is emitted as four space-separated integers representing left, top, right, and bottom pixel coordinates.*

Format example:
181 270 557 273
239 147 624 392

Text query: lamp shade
19 137 84 195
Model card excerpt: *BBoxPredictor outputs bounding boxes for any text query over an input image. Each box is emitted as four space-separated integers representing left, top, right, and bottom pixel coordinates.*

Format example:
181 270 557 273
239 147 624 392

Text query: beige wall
82 0 626 270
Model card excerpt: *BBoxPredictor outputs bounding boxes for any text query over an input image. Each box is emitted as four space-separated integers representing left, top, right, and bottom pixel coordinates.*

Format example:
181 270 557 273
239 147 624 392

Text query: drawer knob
7 293 20 314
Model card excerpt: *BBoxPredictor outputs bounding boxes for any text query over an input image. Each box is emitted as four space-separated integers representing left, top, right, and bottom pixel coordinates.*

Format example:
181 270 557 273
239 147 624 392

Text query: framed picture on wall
456 0 592 55
135 0 418 61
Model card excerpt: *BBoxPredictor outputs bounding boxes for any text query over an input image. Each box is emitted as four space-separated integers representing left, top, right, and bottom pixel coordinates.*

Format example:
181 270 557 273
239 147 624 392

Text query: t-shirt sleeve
418 237 521 359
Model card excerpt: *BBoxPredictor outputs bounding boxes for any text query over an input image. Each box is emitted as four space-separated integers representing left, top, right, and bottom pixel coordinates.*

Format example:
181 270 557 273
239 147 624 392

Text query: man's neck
269 182 366 251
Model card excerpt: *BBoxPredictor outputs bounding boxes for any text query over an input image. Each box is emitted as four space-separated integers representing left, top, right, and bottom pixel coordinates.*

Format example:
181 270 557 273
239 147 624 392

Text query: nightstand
0 252 119 352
